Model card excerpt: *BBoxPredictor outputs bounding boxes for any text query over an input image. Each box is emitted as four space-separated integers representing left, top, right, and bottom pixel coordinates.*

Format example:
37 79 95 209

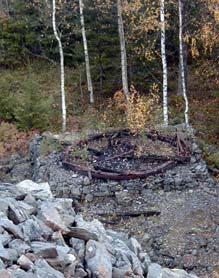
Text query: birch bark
117 0 129 99
160 0 168 126
179 0 189 127
79 0 94 104
177 0 188 96
52 0 67 132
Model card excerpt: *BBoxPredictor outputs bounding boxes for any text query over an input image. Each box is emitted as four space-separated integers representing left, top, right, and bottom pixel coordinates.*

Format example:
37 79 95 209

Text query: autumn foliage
0 122 37 158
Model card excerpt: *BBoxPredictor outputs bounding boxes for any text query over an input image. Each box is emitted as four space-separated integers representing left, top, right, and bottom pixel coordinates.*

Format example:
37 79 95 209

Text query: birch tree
117 0 129 99
179 0 189 127
177 0 188 96
79 0 94 104
160 0 168 126
52 0 67 131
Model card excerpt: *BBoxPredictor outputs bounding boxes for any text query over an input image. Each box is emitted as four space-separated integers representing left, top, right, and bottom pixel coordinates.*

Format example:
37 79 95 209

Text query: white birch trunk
117 0 129 99
52 0 67 132
179 0 189 127
79 0 94 104
160 0 168 126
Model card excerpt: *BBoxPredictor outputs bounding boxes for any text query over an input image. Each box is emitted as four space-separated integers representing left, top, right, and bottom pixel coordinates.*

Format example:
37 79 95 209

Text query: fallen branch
96 210 161 218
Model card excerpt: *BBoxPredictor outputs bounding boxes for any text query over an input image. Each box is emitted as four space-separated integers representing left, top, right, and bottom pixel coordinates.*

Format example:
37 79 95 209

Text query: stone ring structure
62 129 191 180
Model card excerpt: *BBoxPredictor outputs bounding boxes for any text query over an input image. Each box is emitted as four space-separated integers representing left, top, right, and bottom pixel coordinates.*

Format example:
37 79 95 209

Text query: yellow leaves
200 23 219 54
191 38 199 59
100 84 159 132
0 11 9 31
126 85 159 133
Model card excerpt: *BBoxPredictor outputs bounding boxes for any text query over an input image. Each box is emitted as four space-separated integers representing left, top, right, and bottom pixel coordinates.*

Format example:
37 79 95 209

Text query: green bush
206 152 219 169
14 78 53 131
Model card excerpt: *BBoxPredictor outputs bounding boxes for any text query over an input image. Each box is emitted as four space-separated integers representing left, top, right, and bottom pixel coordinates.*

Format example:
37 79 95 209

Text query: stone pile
0 179 199 278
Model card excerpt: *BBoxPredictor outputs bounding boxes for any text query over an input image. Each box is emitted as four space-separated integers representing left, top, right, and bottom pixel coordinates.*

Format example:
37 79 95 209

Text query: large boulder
15 180 53 201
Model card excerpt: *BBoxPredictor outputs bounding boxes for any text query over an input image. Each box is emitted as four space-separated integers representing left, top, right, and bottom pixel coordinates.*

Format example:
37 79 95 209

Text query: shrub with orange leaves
0 122 37 158
126 85 159 133
101 85 159 132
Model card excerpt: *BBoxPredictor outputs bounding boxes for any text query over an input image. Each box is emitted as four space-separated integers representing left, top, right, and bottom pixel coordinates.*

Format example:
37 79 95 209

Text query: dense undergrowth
0 61 218 169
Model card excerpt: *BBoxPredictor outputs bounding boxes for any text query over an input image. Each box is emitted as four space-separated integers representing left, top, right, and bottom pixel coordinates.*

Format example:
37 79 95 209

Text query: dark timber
62 129 191 180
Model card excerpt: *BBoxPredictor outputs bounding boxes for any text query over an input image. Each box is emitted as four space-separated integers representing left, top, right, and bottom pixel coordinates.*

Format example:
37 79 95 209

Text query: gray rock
8 240 31 254
139 252 151 274
50 198 75 226
106 230 129 247
0 258 5 269
75 215 107 243
21 217 53 241
0 219 23 240
112 266 133 277
71 186 82 197
174 176 183 187
73 266 87 278
52 231 66 246
108 236 143 277
0 234 12 247
147 263 162 278
63 262 77 278
0 198 14 215
47 246 76 270
83 177 91 186
115 190 132 206
69 237 85 262
85 240 112 278
35 259 64 278
15 180 53 201
0 243 18 263
0 269 12 278
10 268 35 278
8 201 36 224
85 194 94 202
129 237 142 257
17 254 34 271
0 183 23 199
38 199 75 232
31 241 58 258
56 245 70 257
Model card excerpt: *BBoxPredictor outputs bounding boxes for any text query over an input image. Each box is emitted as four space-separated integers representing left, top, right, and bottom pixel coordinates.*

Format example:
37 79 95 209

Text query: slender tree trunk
177 0 188 96
79 0 94 104
179 0 189 127
79 68 83 100
0 0 9 17
160 0 168 126
117 0 129 99
5 0 9 16
99 56 104 97
52 0 67 132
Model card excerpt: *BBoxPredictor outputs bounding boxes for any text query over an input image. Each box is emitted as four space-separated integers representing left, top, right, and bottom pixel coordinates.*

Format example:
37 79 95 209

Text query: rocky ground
0 131 218 277
0 179 201 277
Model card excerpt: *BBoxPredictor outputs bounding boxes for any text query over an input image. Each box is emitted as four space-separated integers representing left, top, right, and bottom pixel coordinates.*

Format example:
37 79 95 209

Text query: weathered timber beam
62 160 176 180
96 210 161 218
